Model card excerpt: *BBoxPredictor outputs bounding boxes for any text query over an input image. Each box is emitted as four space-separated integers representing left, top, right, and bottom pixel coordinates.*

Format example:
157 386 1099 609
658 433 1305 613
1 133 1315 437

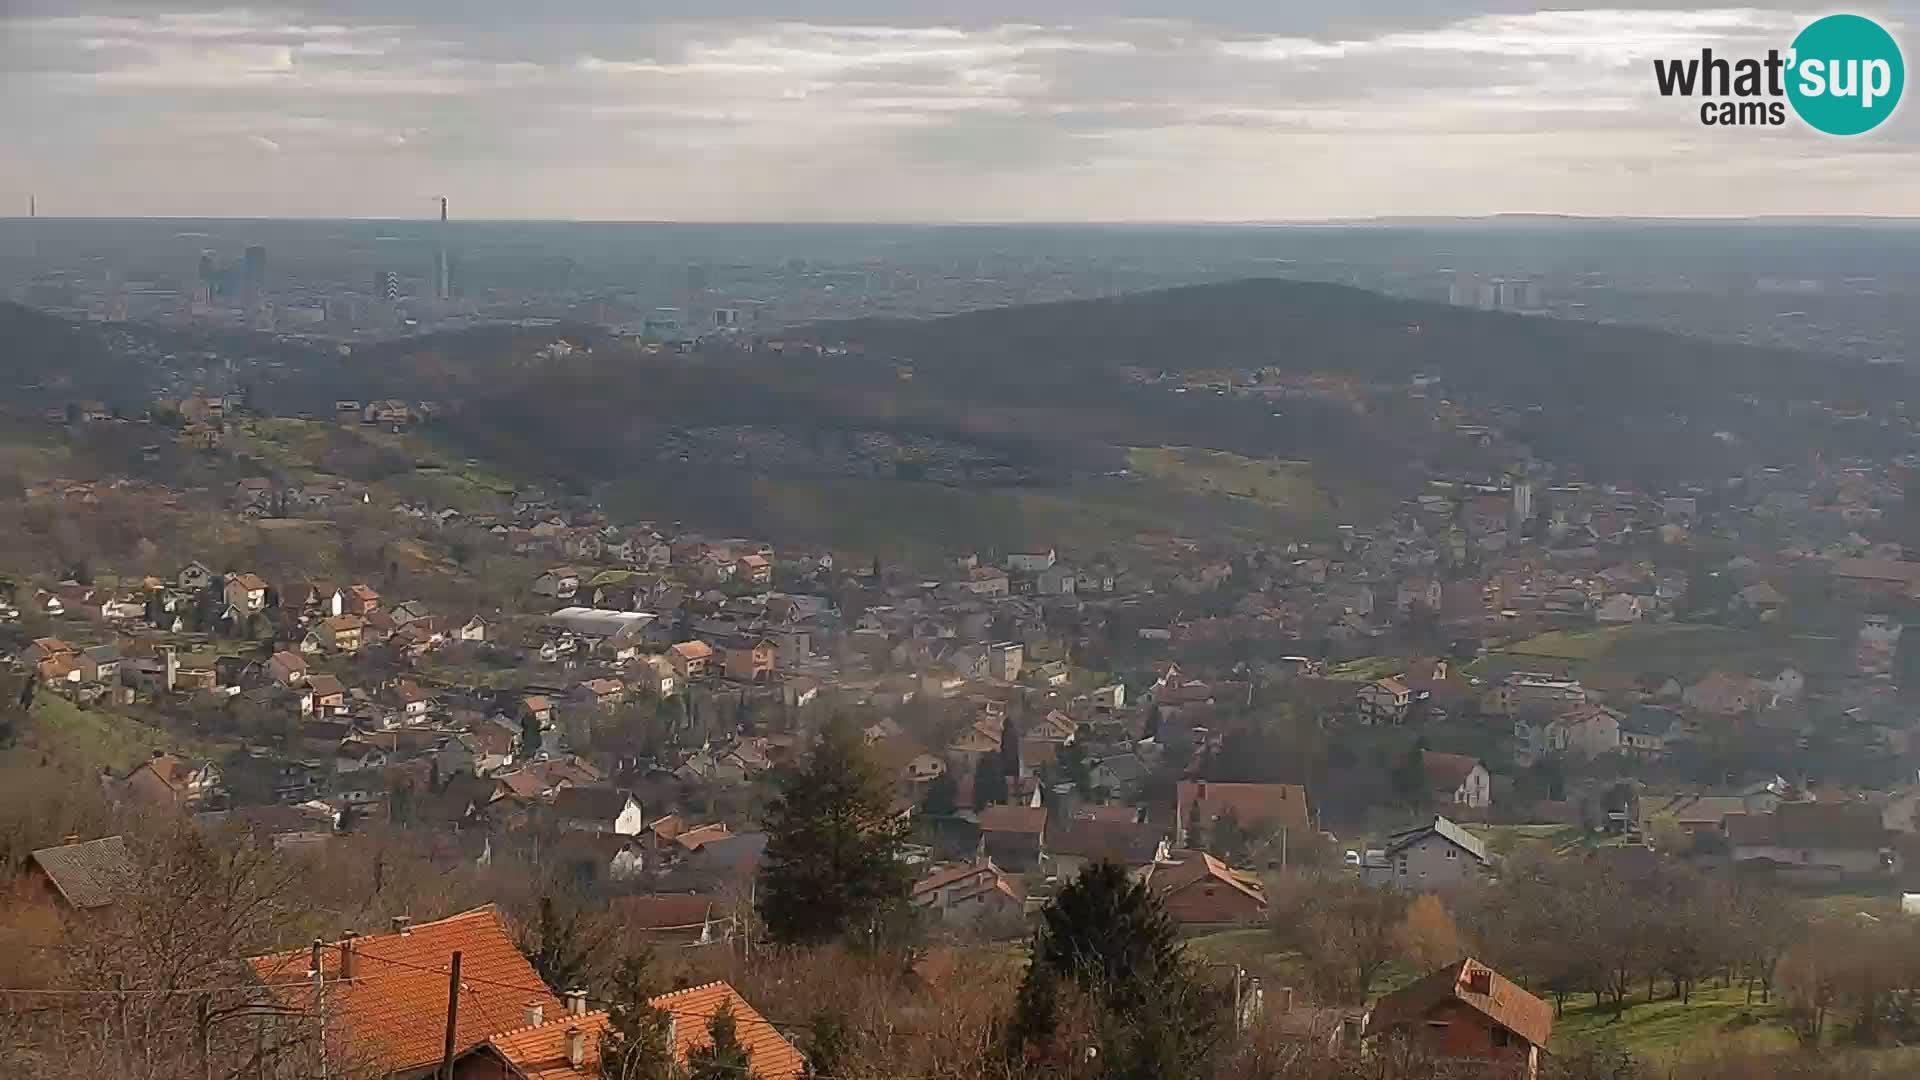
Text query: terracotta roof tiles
1367 958 1554 1050
247 906 560 1076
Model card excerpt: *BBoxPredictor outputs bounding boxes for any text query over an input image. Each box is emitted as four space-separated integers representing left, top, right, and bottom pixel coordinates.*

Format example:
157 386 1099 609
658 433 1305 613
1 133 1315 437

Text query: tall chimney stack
340 930 358 980
440 196 447 223
565 1027 585 1068
565 989 589 1017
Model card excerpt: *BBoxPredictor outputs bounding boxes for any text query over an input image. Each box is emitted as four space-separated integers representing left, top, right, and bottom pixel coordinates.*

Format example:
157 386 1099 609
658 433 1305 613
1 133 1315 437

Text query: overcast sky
3 1 1916 221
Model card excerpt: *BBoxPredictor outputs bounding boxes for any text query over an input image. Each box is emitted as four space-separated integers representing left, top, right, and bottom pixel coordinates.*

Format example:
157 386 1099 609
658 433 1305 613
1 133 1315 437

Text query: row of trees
1461 851 1800 1017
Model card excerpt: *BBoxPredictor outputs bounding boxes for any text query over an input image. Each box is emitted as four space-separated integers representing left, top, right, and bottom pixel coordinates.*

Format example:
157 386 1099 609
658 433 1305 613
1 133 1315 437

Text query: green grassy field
602 459 1335 565
16 694 192 772
1548 985 1795 1059
1326 656 1405 681
1182 930 1807 1063
1499 627 1633 661
1462 823 1587 857
1491 623 1850 682
1127 446 1327 514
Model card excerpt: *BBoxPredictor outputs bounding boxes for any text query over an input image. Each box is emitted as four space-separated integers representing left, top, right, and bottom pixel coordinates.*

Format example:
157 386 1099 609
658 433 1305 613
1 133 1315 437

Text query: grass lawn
1327 656 1403 681
1497 626 1633 662
1463 823 1586 857
1127 446 1326 514
17 694 191 773
605 460 1332 566
1549 985 1795 1060
1491 623 1851 683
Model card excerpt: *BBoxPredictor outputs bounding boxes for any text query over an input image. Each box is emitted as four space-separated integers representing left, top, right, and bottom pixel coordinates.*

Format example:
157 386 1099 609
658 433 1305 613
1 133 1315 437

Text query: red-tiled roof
675 823 733 851
977 804 1047 835
1421 751 1483 792
486 982 803 1080
1367 958 1554 1050
653 982 805 1080
614 894 714 932
485 1009 611 1079
247 906 562 1075
1149 851 1267 909
1175 781 1311 834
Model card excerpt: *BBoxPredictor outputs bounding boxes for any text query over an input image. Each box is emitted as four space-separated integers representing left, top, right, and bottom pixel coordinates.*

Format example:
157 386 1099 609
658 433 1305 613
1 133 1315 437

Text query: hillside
803 278 1913 483
0 302 151 406
7 276 1906 553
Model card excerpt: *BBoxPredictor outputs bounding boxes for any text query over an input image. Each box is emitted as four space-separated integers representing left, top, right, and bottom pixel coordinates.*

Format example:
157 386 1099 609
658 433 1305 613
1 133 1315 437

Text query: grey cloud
5 2 1920 219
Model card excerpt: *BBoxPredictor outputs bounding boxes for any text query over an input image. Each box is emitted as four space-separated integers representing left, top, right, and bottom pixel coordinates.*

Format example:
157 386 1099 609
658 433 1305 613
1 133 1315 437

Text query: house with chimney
910 859 1026 926
1173 780 1311 849
1141 850 1269 925
249 908 565 1079
1366 959 1553 1080
453 980 803 1079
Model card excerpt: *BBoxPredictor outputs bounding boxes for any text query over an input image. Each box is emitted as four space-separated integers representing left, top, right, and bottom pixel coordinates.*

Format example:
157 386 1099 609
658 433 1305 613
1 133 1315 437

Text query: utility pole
1281 827 1287 872
311 939 328 1080
439 950 463 1080
1230 965 1242 1028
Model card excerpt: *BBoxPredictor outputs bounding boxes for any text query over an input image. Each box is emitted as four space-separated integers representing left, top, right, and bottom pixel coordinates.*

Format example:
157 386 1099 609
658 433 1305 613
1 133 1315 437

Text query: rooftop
248 906 561 1075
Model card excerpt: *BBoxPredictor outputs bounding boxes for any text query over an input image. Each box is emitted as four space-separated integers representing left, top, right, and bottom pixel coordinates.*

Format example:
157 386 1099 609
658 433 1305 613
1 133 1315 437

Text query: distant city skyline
3 1 1918 221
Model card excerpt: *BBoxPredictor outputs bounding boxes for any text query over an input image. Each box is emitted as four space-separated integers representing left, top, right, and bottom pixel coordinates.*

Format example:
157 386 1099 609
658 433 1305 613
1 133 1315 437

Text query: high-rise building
241 244 267 317
1511 478 1535 532
195 251 216 306
1447 273 1477 307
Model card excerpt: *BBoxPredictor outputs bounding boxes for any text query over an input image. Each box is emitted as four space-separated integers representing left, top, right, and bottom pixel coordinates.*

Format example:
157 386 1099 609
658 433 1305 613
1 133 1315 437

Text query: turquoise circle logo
1788 14 1904 135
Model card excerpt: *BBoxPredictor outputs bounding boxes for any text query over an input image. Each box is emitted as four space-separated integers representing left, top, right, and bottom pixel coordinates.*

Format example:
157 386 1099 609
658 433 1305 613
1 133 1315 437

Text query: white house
1770 667 1805 703
1006 548 1057 573
1422 752 1492 809
1356 677 1412 725
1594 594 1644 624
1545 704 1623 760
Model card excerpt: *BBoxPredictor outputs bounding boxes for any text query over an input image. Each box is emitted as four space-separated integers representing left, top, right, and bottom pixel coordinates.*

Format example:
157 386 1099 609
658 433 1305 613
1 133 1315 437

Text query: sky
3 1 1918 221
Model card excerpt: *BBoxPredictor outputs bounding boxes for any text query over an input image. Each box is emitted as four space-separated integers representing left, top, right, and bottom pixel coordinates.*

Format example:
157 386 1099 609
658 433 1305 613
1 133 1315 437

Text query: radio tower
434 196 451 300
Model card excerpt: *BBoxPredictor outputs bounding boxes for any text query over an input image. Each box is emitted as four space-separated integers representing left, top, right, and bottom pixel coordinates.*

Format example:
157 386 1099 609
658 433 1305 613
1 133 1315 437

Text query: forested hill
812 277 1890 408
0 302 149 406
802 277 1913 484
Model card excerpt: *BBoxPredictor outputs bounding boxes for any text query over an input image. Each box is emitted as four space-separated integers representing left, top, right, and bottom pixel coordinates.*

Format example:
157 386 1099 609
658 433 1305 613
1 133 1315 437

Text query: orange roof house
1366 958 1554 1079
248 906 562 1077
471 981 803 1080
1144 851 1268 925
